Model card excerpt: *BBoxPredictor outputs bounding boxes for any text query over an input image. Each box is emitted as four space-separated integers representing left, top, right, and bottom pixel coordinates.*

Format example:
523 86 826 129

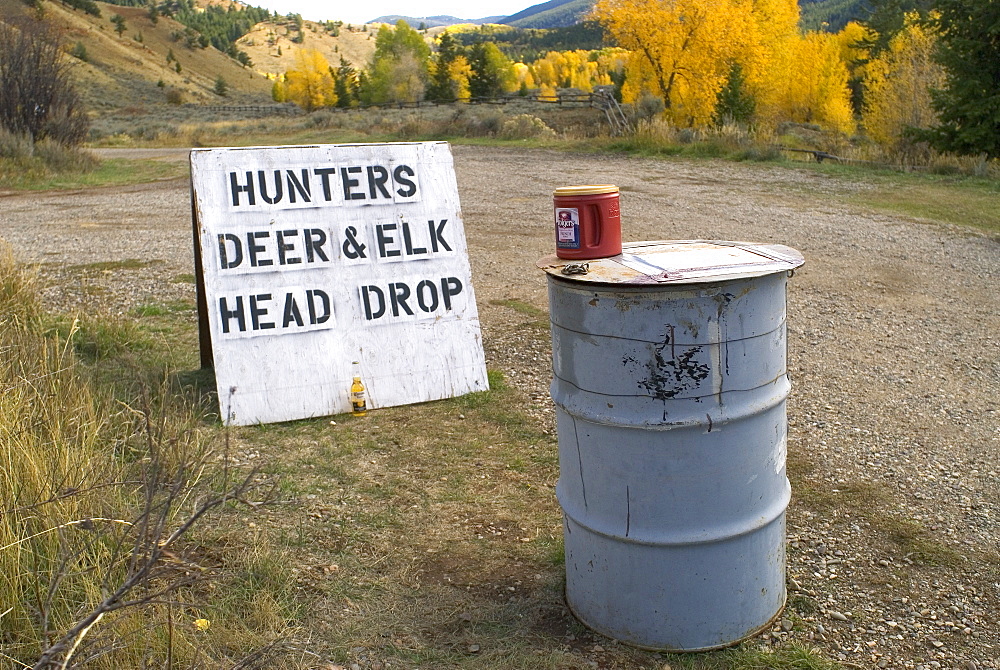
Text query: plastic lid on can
553 184 619 197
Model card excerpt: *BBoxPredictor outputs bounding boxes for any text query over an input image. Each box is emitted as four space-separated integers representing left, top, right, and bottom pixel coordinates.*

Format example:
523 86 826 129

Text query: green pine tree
919 0 1000 157
713 63 756 126
111 14 127 37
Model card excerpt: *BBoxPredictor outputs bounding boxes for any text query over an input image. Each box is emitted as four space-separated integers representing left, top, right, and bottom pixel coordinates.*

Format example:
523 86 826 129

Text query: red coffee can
553 184 622 260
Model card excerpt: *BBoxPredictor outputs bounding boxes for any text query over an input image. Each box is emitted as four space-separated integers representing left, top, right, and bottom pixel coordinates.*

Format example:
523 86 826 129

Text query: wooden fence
199 104 303 116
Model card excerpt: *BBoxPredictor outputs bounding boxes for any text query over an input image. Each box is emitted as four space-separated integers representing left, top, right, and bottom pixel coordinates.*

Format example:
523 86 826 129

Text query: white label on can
555 207 580 248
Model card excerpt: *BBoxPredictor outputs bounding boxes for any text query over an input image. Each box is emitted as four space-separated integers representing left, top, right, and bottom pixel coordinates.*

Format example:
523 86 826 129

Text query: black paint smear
633 326 710 400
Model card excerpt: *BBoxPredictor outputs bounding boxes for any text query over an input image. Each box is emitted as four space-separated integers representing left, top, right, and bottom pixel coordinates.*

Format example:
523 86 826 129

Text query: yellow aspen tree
271 77 287 102
835 21 871 67
740 0 801 126
284 48 337 110
541 51 570 87
593 0 755 126
595 48 628 87
583 60 602 89
533 56 558 90
539 82 558 100
566 51 592 90
561 51 583 88
570 52 601 90
780 32 856 134
447 54 473 100
512 62 536 89
862 13 945 147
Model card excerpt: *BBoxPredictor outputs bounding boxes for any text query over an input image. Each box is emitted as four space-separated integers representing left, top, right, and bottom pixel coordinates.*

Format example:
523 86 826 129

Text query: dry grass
0 246 295 668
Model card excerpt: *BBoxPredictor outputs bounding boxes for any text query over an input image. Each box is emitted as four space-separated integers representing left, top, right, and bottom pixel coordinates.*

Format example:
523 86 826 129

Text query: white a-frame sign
190 142 488 426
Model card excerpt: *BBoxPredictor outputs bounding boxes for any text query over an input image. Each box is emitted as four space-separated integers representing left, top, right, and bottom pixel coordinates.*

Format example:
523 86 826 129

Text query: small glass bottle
350 375 367 416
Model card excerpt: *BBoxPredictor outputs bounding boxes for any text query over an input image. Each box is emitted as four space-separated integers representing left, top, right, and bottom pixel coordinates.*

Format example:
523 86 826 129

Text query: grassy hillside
448 22 606 62
0 0 387 113
237 17 378 78
504 0 594 29
0 0 273 107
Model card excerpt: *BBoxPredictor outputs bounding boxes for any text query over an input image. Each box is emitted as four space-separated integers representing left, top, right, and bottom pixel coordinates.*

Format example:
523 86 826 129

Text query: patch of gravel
1 146 997 667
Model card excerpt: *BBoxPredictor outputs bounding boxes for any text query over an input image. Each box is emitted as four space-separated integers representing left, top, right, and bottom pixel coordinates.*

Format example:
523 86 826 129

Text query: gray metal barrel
539 240 804 651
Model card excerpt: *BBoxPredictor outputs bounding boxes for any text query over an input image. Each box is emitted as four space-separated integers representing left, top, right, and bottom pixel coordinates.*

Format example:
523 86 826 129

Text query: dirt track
1 146 998 668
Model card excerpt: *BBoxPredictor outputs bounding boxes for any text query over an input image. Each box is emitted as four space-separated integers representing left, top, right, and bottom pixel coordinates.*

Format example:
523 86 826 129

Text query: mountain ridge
366 0 594 29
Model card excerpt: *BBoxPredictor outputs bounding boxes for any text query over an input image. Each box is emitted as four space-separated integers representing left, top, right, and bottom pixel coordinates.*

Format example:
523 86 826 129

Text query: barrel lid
553 184 619 196
537 240 804 285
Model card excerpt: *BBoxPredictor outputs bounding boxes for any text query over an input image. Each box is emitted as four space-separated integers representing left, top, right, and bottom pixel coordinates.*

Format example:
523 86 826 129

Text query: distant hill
367 15 503 28
365 1 600 35
503 0 594 29
799 0 868 32
448 22 605 62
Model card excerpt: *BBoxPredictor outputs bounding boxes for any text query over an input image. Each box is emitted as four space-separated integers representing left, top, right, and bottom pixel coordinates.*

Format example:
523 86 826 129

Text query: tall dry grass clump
0 246 277 668
0 244 175 666
0 245 132 663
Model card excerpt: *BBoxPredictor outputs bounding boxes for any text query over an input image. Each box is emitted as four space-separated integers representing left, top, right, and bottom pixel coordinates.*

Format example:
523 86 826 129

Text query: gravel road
1 146 997 669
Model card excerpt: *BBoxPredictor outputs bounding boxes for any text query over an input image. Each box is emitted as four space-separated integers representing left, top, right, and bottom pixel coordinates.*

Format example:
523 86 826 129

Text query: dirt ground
1 146 998 669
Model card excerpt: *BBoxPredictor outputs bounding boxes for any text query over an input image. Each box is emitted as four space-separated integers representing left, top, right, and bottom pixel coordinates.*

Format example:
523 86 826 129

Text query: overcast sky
252 1 533 25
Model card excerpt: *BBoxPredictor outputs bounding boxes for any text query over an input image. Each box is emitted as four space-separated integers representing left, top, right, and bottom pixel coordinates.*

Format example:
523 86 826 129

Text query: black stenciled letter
250 294 275 330
362 286 385 321
218 233 243 269
401 221 427 256
389 282 414 317
247 231 273 267
286 169 311 203
219 296 246 334
276 230 301 265
367 165 391 199
393 164 417 197
307 289 332 325
428 219 452 252
341 166 365 200
376 223 401 258
230 171 255 206
257 170 284 205
416 279 439 313
441 276 463 310
314 167 337 201
304 229 330 263
283 292 304 327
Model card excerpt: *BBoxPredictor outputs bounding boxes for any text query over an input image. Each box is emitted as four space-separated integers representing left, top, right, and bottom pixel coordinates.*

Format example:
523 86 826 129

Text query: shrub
735 145 784 162
462 109 504 137
0 128 34 160
33 138 98 172
0 20 89 146
69 41 88 62
633 92 665 123
306 110 337 128
165 88 185 105
500 114 556 140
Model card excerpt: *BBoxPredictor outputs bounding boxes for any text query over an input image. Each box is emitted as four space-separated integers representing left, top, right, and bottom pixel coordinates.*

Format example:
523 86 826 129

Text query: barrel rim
538 239 804 285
